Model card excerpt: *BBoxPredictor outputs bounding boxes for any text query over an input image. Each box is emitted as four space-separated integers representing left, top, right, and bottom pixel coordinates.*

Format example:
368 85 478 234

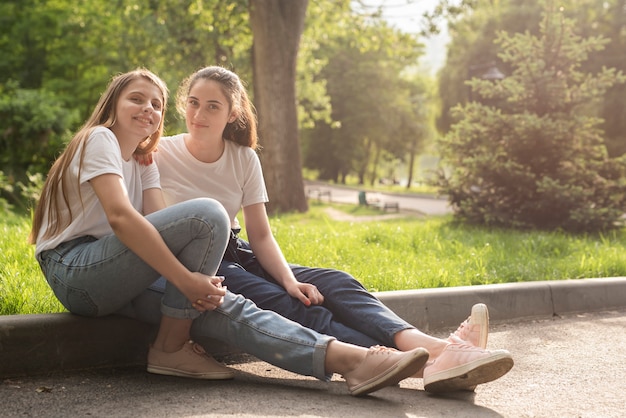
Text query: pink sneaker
344 345 430 396
147 340 235 380
423 344 513 393
448 303 489 348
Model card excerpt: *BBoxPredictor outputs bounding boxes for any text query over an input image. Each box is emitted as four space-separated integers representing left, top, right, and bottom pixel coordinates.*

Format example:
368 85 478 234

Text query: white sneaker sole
350 348 430 396
423 351 513 393
147 364 235 380
472 303 489 349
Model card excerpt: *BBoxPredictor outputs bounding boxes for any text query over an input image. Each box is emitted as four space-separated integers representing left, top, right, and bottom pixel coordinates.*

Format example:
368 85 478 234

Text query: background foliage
433 3 626 232
0 0 429 206
2 0 626 233
435 0 626 157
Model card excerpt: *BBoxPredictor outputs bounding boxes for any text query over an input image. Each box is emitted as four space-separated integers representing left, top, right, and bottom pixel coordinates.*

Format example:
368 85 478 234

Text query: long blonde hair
29 69 169 244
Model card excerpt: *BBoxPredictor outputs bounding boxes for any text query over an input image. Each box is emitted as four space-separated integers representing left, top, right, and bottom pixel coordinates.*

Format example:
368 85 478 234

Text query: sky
357 0 451 74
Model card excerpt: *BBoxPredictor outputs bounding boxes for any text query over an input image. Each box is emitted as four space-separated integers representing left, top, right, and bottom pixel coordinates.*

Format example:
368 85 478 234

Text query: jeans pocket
48 273 98 317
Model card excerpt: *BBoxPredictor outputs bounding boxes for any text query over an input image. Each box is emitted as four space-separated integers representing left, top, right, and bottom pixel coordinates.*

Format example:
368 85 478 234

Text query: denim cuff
312 336 336 381
160 302 202 320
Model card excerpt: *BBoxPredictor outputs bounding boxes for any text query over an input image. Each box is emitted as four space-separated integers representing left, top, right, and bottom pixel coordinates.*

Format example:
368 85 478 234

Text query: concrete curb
379 277 626 332
2 277 625 379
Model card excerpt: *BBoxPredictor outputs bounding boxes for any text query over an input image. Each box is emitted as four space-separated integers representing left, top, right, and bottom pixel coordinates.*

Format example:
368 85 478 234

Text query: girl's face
185 79 235 140
111 78 163 143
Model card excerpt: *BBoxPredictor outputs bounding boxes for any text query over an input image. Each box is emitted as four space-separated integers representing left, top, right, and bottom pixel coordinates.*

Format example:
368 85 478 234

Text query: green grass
272 202 626 291
3 202 626 315
0 211 65 315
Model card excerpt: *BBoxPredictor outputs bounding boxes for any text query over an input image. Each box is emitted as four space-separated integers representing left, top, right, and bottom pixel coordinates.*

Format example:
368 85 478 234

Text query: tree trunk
249 0 308 214
356 136 372 185
406 144 416 190
369 145 380 187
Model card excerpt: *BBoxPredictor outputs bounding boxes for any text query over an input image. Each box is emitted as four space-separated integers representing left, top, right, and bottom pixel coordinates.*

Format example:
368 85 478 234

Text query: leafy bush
0 171 13 213
434 5 626 233
0 81 77 177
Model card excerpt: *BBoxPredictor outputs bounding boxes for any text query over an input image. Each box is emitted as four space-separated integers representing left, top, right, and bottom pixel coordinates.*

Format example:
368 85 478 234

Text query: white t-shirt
35 127 161 255
156 134 268 228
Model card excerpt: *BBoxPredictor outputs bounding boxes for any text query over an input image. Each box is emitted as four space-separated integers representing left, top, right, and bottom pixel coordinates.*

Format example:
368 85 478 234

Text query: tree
301 12 425 186
0 82 77 180
394 76 435 190
434 0 626 162
0 0 254 172
435 0 544 134
580 0 626 157
249 0 309 214
433 3 626 232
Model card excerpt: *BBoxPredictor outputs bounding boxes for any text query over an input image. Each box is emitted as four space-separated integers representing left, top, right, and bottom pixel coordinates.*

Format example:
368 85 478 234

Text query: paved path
304 180 452 216
2 309 624 418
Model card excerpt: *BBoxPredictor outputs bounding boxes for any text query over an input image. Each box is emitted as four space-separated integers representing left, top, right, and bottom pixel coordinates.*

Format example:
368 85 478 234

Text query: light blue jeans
37 198 333 380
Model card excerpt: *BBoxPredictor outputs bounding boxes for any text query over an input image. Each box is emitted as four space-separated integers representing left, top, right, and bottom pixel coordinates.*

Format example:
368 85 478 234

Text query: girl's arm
142 187 166 215
243 203 324 306
90 173 224 309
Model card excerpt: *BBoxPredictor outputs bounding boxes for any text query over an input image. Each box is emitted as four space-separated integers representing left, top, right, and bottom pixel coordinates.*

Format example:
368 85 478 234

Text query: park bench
307 187 332 202
358 191 400 212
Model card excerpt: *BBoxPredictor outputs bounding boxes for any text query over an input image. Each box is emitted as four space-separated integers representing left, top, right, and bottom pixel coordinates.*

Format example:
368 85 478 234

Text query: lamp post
468 61 505 101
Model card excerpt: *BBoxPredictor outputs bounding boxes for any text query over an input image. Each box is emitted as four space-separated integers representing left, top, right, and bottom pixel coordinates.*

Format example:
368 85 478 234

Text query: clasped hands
187 273 226 312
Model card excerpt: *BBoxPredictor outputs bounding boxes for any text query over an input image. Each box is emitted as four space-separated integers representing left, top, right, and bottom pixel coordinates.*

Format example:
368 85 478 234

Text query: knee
303 268 366 291
192 197 228 219
186 198 230 234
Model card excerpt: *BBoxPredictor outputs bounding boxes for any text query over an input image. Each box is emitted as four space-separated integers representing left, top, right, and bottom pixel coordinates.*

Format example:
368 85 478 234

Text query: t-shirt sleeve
241 150 269 208
140 162 161 191
80 128 124 184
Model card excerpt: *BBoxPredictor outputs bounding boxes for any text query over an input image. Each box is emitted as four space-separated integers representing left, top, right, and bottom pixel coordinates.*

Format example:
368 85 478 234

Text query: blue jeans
218 233 415 348
37 198 333 380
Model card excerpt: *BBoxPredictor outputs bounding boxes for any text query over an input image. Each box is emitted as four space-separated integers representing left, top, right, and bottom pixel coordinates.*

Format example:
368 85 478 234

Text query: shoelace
342 345 393 380
368 345 398 354
448 342 486 353
451 316 472 340
190 341 207 356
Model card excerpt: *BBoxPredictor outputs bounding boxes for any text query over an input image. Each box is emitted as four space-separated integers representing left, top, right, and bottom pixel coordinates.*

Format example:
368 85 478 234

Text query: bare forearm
243 203 298 289
250 236 297 288
249 232 324 306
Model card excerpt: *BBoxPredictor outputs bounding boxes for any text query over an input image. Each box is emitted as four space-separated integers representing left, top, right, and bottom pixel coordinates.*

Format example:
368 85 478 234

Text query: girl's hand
286 282 324 307
179 273 227 312
133 150 155 166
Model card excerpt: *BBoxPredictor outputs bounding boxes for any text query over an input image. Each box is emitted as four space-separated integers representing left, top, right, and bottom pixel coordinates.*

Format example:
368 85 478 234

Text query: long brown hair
176 66 258 149
29 69 169 244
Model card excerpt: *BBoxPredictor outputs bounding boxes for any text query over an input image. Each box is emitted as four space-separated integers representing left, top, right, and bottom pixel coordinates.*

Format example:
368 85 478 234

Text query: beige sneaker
344 345 430 396
147 340 235 380
448 303 489 348
423 344 513 393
